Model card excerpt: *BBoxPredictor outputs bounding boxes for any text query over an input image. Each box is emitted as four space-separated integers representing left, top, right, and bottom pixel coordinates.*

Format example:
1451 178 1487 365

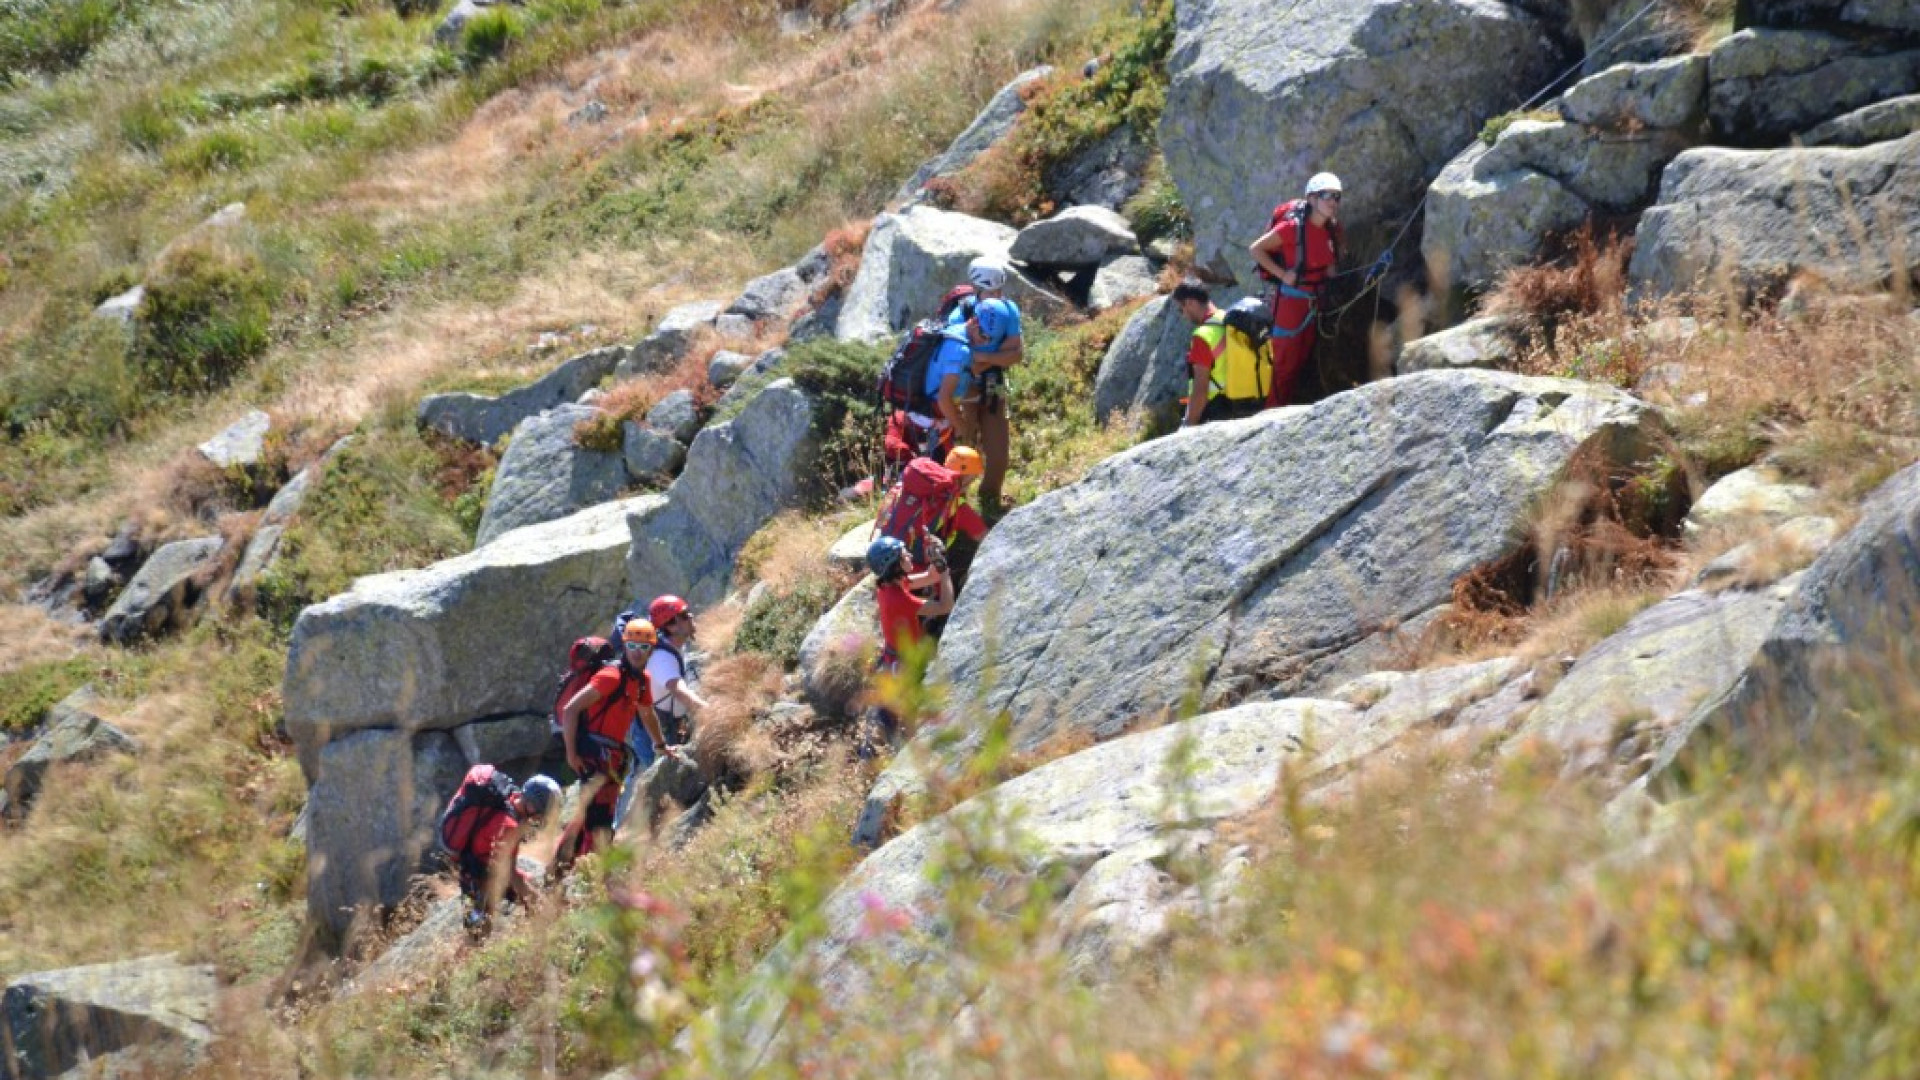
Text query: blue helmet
867 536 908 580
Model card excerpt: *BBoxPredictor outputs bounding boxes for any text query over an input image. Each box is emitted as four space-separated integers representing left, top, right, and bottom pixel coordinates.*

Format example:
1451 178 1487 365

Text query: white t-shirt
645 646 690 720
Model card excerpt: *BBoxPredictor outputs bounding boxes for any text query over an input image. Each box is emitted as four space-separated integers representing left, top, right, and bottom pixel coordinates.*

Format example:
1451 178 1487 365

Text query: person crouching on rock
554 617 668 872
438 766 558 929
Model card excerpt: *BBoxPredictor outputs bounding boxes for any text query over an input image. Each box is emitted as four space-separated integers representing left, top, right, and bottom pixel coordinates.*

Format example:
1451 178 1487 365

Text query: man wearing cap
1249 172 1344 408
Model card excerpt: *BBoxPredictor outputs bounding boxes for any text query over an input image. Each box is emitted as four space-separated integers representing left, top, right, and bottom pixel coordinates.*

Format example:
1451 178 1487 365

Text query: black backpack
1221 297 1271 353
878 320 952 416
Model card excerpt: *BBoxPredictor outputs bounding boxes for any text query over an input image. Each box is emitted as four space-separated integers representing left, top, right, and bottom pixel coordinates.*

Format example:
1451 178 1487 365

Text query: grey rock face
621 421 686 483
797 576 878 719
727 267 810 324
283 496 654 778
715 348 789 412
418 345 624 447
93 284 144 324
1652 462 1920 788
305 727 468 941
99 536 225 645
1091 294 1202 428
1744 0 1920 37
933 370 1663 753
450 714 550 778
1009 205 1140 267
3 954 215 1079
1086 255 1160 311
1629 133 1920 296
2 687 138 819
1048 123 1152 211
834 207 1066 343
1515 583 1793 780
1394 315 1523 375
1684 467 1822 537
626 380 815 609
898 66 1052 202
351 896 465 993
1423 141 1592 295
1484 118 1695 211
1162 0 1569 281
230 437 352 604
717 699 1354 1068
474 405 628 547
1707 28 1920 146
645 389 702 444
617 301 722 380
1560 54 1709 130
706 350 754 389
1800 93 1920 147
197 409 272 471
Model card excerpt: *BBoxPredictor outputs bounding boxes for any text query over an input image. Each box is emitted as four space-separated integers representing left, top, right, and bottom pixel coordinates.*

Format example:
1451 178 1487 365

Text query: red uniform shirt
1272 214 1338 290
467 808 521 870
876 579 927 660
582 663 650 745
936 500 987 544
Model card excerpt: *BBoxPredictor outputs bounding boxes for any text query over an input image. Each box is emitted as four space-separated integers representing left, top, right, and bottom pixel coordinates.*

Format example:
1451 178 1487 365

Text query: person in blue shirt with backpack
949 258 1022 513
924 308 973 439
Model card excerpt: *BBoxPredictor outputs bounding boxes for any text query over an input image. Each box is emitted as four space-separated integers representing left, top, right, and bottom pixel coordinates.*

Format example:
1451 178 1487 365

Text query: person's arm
918 568 957 620
666 678 709 715
1184 360 1212 427
1250 226 1294 286
969 331 1024 372
936 371 964 429
559 685 601 775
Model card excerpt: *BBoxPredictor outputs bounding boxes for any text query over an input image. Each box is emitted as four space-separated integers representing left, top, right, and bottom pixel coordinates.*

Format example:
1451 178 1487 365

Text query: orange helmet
945 446 985 477
621 619 658 647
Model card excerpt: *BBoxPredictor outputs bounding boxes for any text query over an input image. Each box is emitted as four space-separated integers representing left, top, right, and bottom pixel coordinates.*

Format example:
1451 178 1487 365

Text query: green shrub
118 99 182 152
1123 154 1190 244
733 578 842 669
168 127 261 174
459 8 525 69
0 0 137 78
131 241 277 398
0 657 96 734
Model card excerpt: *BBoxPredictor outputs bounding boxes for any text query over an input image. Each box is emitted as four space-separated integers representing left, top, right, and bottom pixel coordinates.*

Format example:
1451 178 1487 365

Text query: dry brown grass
0 604 93 676
688 652 787 783
734 509 860 595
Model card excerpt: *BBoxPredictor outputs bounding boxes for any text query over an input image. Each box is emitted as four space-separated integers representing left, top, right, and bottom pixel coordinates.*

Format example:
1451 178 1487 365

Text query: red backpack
876 458 958 550
438 764 516 861
1256 199 1344 285
551 636 618 733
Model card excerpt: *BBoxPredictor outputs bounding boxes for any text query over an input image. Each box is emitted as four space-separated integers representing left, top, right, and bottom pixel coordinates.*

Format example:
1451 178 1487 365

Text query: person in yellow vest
1175 279 1271 428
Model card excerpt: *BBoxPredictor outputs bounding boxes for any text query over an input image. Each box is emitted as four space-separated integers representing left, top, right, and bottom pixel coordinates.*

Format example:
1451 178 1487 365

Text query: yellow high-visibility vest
1193 314 1271 402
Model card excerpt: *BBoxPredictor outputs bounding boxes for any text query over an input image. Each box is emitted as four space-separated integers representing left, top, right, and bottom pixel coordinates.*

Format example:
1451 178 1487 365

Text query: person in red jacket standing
1249 172 1344 408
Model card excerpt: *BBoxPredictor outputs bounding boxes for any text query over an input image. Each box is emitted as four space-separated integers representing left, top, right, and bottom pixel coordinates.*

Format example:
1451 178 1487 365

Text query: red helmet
648 595 689 628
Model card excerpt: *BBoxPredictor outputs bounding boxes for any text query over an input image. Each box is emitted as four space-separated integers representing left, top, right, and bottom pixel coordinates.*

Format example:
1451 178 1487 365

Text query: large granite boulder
617 301 722 381
645 389 702 444
1629 132 1920 296
1706 28 1920 146
1091 294 1201 428
1483 118 1694 211
473 404 628 547
1048 123 1153 211
99 536 225 645
1087 255 1160 312
1560 54 1709 131
622 421 686 482
1651 461 1920 788
796 576 879 719
417 345 624 447
1683 466 1822 537
284 496 656 778
3 954 215 1079
899 66 1052 203
1 687 138 819
1423 141 1592 294
725 267 811 328
305 727 468 941
1513 582 1794 780
1394 315 1524 375
834 206 1067 343
626 380 815 610
1161 0 1569 282
197 409 272 471
1009 205 1140 267
1800 93 1920 146
1744 0 1920 33
932 370 1664 753
712 698 1358 1068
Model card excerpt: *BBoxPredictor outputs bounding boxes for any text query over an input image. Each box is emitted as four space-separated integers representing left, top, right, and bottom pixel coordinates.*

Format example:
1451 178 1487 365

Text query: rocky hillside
4 0 1920 1075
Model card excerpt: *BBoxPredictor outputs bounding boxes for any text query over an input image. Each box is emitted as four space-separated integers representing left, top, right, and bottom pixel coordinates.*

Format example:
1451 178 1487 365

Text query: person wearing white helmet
1249 172 1345 408
950 257 1023 513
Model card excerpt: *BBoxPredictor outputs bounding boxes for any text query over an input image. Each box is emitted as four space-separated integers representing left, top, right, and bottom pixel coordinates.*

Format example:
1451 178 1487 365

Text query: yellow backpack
1195 300 1272 402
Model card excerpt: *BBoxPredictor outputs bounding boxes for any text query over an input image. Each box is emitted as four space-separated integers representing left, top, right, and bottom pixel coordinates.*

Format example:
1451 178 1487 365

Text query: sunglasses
1316 192 1342 203
624 640 654 652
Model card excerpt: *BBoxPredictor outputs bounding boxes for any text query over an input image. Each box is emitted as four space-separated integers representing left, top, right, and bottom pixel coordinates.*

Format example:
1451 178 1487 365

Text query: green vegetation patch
0 655 96 734
733 577 842 669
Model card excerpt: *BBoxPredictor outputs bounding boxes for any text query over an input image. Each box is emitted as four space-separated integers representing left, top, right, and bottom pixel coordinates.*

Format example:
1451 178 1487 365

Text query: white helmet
967 258 1008 292
1306 172 1343 197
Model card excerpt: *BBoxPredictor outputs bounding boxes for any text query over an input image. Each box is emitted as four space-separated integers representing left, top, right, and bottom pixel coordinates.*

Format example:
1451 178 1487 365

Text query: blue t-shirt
946 296 1023 352
923 328 972 403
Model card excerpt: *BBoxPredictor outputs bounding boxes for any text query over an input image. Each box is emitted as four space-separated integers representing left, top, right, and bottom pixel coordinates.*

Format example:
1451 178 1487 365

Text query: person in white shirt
614 594 709 830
